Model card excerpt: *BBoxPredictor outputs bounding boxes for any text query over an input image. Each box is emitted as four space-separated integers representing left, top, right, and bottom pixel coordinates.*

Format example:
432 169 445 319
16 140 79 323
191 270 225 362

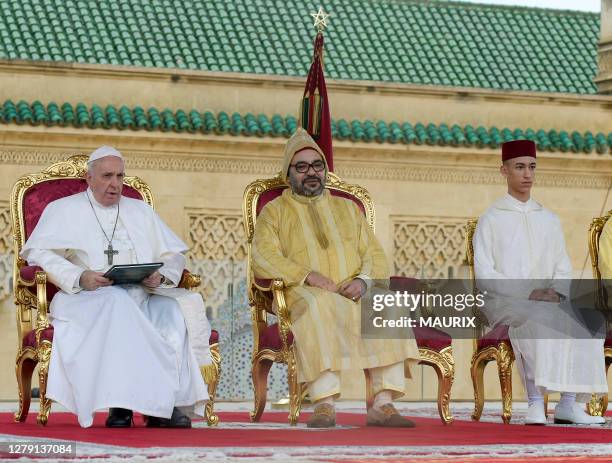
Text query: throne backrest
588 210 612 310
11 155 154 261
243 171 375 246
589 211 612 280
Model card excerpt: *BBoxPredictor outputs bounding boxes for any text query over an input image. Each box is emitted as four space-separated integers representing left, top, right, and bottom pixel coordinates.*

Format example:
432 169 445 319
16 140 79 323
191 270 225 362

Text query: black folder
103 263 163 285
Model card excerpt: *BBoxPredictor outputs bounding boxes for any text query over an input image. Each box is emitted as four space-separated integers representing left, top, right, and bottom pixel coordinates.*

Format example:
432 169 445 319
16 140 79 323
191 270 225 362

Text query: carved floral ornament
393 219 467 279
186 212 247 316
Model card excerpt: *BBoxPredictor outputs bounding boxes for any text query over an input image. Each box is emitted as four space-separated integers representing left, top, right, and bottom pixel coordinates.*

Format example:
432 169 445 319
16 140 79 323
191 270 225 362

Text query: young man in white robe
473 139 607 425
21 146 212 428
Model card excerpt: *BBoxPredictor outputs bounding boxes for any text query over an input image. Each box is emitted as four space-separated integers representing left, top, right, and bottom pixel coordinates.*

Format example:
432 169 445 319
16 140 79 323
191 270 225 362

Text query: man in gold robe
252 128 420 428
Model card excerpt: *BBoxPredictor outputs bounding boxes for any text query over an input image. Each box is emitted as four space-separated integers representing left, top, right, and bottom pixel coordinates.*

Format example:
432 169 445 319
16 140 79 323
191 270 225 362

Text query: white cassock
473 193 607 399
21 189 212 427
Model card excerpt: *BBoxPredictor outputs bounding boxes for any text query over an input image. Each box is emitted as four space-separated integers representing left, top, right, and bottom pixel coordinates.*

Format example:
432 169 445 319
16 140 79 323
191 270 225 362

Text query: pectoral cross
104 243 118 265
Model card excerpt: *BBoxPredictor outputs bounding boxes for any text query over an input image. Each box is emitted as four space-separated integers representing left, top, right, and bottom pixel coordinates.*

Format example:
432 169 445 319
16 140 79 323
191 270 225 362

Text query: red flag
300 32 333 172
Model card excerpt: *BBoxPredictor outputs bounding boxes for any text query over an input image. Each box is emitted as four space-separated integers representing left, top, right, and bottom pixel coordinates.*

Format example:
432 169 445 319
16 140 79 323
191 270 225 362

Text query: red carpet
1 411 610 449
329 459 612 463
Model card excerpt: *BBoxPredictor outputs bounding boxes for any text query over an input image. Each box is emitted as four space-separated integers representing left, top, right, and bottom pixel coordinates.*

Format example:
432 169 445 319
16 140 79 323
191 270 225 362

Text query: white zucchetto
87 146 123 163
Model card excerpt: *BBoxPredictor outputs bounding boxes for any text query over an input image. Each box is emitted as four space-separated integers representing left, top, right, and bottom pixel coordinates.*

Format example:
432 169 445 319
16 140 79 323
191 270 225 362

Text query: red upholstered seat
22 325 54 348
388 277 452 351
605 332 612 349
23 325 219 348
477 324 511 350
20 265 59 301
258 323 449 353
413 326 452 352
258 322 294 351
255 186 366 215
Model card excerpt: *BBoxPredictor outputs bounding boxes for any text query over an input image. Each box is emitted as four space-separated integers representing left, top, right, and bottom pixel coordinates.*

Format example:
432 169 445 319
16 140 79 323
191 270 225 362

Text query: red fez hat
502 139 536 162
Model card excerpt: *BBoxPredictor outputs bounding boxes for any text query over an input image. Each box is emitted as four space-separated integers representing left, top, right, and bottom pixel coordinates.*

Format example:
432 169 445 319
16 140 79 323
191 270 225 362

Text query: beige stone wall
0 64 610 405
597 0 612 93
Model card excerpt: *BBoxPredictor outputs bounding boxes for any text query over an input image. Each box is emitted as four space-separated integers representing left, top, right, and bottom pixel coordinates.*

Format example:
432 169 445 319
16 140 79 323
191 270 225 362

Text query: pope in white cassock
21 146 212 428
473 139 606 426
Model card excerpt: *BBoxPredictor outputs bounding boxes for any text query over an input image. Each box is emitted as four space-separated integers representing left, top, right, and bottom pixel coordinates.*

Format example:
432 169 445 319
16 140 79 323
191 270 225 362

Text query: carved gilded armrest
17 265 51 344
18 265 43 287
253 277 273 292
178 270 201 289
270 279 293 354
33 271 51 344
251 277 276 321
252 277 293 354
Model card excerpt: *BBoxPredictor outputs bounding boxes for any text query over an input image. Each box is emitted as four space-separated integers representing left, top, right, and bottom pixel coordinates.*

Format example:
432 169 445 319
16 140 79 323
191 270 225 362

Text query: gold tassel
200 364 217 384
307 202 329 249
299 91 321 136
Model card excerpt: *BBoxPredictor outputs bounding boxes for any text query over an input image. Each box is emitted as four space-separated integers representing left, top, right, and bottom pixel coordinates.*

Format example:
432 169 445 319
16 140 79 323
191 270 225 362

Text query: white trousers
307 361 405 402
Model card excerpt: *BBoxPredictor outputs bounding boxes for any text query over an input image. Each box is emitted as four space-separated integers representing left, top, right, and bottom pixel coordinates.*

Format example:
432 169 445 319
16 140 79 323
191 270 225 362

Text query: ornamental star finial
311 6 330 32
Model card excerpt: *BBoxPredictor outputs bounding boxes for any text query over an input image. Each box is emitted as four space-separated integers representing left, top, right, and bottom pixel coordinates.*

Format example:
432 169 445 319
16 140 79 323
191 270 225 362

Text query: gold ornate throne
11 155 220 426
243 171 455 426
586 210 612 416
466 219 552 424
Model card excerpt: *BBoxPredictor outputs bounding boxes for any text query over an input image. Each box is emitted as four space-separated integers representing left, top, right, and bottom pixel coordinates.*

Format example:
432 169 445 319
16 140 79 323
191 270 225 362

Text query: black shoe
146 407 192 429
105 408 133 428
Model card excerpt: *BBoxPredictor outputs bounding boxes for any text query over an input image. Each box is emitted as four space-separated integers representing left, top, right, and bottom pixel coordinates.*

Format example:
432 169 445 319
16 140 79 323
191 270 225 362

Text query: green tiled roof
1 99 610 154
0 0 601 94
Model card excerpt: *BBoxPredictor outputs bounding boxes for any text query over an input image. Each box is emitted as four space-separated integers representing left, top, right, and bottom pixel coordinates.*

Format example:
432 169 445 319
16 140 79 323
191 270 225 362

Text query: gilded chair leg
600 361 612 416
436 369 454 425
470 354 488 421
287 350 301 426
587 393 607 417
205 344 221 426
433 350 455 425
250 357 273 422
364 369 374 412
14 354 36 423
420 347 455 424
496 342 514 425
36 341 52 426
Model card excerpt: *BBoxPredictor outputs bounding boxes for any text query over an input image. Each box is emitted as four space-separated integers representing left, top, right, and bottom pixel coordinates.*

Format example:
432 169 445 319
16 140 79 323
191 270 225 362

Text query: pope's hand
339 278 367 302
79 270 112 291
305 271 338 293
142 271 163 288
